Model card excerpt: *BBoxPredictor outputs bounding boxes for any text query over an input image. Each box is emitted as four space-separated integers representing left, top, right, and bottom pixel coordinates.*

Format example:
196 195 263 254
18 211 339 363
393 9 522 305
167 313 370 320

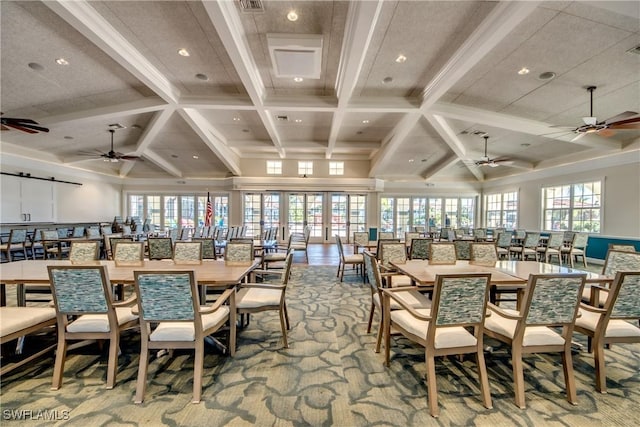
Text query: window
542 181 601 232
484 191 518 228
329 161 344 175
298 161 313 176
266 160 282 175
380 196 475 232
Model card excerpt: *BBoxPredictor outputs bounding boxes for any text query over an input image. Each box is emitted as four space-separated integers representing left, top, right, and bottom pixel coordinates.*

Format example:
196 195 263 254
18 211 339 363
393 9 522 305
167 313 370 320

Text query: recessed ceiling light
356 131 363 135
192 155 199 159
55 58 69 65
195 73 209 81
382 76 393 84
362 120 370 124
517 67 530 75
242 129 250 133
408 159 414 163
287 11 298 21
538 71 556 81
171 154 179 158
131 124 142 129
233 117 240 121
395 54 407 63
295 119 302 123
293 77 303 82
178 48 190 57
28 62 44 71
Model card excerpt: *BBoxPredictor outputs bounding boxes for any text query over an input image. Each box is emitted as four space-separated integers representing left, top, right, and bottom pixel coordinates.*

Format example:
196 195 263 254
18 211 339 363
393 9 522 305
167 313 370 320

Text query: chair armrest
578 302 606 314
200 288 235 314
487 302 522 320
381 287 431 321
113 295 137 307
239 283 285 290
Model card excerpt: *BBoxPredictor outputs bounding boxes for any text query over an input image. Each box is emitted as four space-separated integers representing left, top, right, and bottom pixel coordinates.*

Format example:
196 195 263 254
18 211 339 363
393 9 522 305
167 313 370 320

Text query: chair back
109 237 134 259
379 241 407 269
404 232 420 248
546 232 564 249
375 239 400 260
193 227 203 238
179 227 190 240
335 235 346 262
515 229 526 240
602 250 640 276
447 230 457 242
429 242 457 265
193 238 216 259
280 251 295 286
148 237 173 260
522 232 541 248
495 231 512 248
57 228 70 238
86 227 101 239
69 241 99 262
173 241 203 264
9 229 27 244
454 240 471 260
353 231 369 247
608 244 636 253
72 226 85 238
470 243 497 266
608 272 640 320
520 274 586 328
409 238 432 260
571 232 588 249
379 231 394 240
473 228 487 240
414 226 425 233
225 241 254 265
113 241 144 266
363 251 383 300
47 265 112 315
134 271 197 323
122 225 133 236
430 274 491 329
100 225 113 236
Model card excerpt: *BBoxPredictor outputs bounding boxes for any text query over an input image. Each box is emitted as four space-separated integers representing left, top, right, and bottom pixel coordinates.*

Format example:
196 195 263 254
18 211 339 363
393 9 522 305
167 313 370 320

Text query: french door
330 194 367 242
287 193 324 243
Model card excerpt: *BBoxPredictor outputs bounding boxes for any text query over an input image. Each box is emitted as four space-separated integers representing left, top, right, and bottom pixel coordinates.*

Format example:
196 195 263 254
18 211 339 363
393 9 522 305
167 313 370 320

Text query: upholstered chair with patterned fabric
414 226 425 233
404 232 420 255
224 241 254 265
378 241 412 287
47 265 138 390
473 228 487 241
584 250 640 306
509 232 540 261
561 232 589 267
237 252 294 348
71 226 85 238
69 241 99 262
574 272 640 393
335 235 364 282
378 231 394 240
173 241 203 264
495 231 513 259
41 230 70 260
470 242 498 266
86 227 101 239
364 251 430 353
608 244 636 252
383 273 492 417
453 240 471 260
409 238 432 260
133 270 235 404
113 242 144 266
193 238 216 259
428 242 457 265
536 232 564 264
484 274 586 409
353 231 369 254
148 237 173 260
107 236 131 259
0 229 28 262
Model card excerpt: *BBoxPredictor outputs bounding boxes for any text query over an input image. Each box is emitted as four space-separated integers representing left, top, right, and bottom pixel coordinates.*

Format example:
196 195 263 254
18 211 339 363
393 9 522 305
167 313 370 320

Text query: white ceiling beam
265 96 338 112
423 156 460 180
45 1 180 105
141 149 182 178
180 96 256 110
179 108 242 176
370 1 541 177
202 0 285 158
119 108 175 177
429 101 622 150
326 0 384 158
41 98 168 126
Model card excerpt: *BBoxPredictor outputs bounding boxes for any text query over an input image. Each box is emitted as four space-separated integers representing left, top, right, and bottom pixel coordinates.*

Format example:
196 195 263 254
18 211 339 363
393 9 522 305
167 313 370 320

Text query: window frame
541 179 602 233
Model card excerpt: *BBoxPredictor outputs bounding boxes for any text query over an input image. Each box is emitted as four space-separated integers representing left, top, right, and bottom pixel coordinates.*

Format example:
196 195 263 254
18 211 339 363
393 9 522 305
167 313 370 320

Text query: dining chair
375 238 400 260
607 244 636 252
192 238 217 259
561 232 589 268
454 240 471 260
41 230 69 260
237 251 294 348
133 270 235 403
86 227 101 239
27 228 45 260
107 236 132 260
536 232 564 265
574 271 640 393
0 229 28 262
379 231 395 240
173 241 203 264
335 235 364 282
224 241 254 265
473 228 487 241
470 242 498 266
113 241 144 266
71 226 85 238
409 238 432 260
383 273 493 417
353 231 369 254
147 237 173 260
47 265 139 390
69 241 100 262
495 231 513 260
509 232 540 261
585 250 640 306
404 232 420 254
363 251 430 353
378 241 412 287
428 242 457 265
484 273 587 409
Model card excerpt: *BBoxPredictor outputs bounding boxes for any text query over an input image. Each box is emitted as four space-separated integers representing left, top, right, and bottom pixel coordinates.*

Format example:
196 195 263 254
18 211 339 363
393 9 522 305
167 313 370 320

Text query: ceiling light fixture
382 76 393 84
177 48 190 57
28 62 44 71
518 67 530 75
395 54 407 63
362 120 370 124
295 119 302 123
538 71 556 81
408 159 414 163
293 77 303 82
195 73 209 81
233 117 240 121
287 11 298 21
192 155 199 159
55 58 69 65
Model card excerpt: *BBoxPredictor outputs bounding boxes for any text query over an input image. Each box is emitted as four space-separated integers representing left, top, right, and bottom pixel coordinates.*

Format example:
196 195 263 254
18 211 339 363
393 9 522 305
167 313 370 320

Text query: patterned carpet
1 265 639 426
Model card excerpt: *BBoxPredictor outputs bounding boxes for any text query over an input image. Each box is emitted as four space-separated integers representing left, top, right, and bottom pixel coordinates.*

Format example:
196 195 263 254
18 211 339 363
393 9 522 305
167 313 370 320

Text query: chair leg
594 341 607 393
134 341 149 404
51 333 68 390
106 332 119 389
476 347 493 410
279 308 289 348
562 347 578 405
374 313 383 354
366 303 375 334
425 353 439 417
283 302 290 330
512 348 526 409
192 341 204 403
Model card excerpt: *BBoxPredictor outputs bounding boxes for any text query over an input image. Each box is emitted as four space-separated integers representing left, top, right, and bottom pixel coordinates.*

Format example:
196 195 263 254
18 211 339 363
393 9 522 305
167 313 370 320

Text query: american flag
204 192 212 226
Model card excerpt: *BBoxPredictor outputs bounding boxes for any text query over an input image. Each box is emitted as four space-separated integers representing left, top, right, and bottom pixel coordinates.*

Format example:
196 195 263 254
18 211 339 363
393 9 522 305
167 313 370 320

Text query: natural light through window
329 161 344 175
266 160 282 175
298 161 313 176
542 181 601 232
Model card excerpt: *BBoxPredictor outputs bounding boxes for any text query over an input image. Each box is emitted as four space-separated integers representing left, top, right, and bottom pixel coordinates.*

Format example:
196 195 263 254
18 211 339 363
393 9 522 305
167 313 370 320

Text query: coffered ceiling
1 0 639 183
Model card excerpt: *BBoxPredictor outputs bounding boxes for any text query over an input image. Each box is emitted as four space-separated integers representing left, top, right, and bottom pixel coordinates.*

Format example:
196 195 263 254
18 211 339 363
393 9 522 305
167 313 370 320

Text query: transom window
266 160 282 175
329 161 344 175
298 161 313 176
542 181 601 232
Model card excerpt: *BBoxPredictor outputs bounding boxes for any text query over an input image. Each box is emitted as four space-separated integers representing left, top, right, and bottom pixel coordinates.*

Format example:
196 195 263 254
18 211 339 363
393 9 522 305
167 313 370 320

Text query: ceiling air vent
276 115 289 122
627 45 640 55
237 0 263 12
267 34 323 79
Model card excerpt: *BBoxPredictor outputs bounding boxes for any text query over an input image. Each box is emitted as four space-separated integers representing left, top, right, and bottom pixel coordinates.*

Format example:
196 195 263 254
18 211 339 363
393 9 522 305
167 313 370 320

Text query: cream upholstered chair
382 273 493 417
147 237 173 260
409 238 432 260
375 238 400 259
470 242 498 266
237 251 294 348
536 232 564 264
113 241 144 266
574 271 640 393
484 273 586 409
495 231 513 259
353 231 369 254
0 306 57 376
173 241 203 264
404 232 420 255
192 238 216 259
509 232 540 261
288 226 310 262
378 241 412 287
428 242 457 265
379 231 395 240
133 270 235 403
69 241 100 262
584 250 640 306
108 236 133 260
0 229 28 262
47 265 139 390
561 232 589 267
363 251 430 353
335 235 364 282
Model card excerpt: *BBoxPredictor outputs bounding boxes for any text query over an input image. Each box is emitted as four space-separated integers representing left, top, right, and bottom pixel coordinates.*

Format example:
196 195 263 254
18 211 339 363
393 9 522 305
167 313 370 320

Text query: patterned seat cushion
237 287 281 308
575 309 640 338
66 307 138 333
149 307 230 341
0 307 56 338
390 309 476 348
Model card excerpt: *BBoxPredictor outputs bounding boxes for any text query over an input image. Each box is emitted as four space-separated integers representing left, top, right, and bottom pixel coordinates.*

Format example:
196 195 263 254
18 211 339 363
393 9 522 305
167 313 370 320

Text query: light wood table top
493 260 611 284
391 260 524 287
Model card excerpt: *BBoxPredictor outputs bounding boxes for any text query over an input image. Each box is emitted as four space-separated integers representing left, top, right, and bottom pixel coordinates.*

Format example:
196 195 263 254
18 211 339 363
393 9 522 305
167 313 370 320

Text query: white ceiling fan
475 135 511 168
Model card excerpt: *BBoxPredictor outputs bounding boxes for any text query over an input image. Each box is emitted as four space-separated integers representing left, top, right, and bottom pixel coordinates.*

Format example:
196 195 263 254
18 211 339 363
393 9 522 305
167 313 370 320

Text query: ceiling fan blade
1 117 38 125
603 111 638 124
597 128 616 138
608 116 640 127
570 132 586 142
608 122 640 130
19 123 49 133
4 123 38 134
119 156 142 161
